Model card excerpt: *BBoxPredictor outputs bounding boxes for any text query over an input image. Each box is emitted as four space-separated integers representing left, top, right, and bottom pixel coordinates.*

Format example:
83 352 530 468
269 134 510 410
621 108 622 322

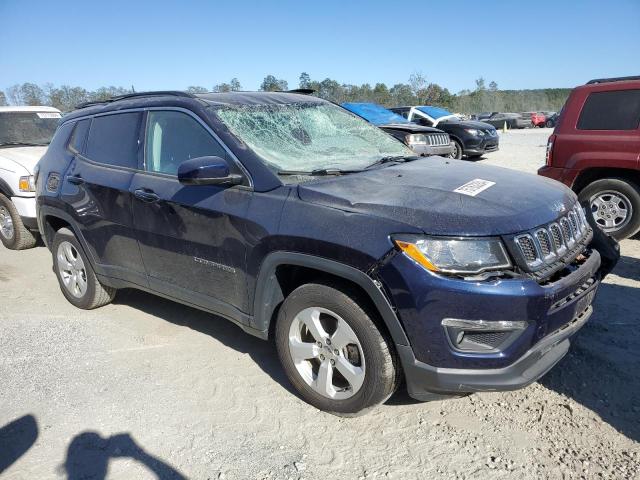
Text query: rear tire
52 228 116 309
578 178 640 240
0 193 36 250
275 282 399 416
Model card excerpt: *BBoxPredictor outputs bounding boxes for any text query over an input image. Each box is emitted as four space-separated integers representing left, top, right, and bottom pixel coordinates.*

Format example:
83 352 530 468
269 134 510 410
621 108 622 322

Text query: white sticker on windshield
36 112 61 119
454 178 496 197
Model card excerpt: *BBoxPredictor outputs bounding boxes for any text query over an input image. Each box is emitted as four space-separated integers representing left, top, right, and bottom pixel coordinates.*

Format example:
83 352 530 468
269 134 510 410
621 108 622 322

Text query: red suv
539 76 640 240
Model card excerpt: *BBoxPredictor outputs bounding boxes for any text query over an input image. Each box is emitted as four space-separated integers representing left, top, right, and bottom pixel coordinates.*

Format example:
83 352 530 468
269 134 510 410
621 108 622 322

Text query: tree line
1 73 571 114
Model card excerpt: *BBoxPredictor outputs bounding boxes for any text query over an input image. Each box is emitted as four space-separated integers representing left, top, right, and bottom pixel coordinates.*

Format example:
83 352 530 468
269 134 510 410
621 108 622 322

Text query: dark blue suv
35 91 617 415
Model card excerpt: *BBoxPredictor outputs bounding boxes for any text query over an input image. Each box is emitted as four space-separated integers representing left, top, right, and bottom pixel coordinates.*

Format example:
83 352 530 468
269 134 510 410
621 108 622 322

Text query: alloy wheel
590 190 633 233
57 241 88 298
0 206 14 240
288 307 365 400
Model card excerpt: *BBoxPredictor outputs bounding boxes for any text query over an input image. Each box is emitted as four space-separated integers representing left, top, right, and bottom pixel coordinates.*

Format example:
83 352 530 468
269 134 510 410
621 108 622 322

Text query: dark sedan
390 106 499 159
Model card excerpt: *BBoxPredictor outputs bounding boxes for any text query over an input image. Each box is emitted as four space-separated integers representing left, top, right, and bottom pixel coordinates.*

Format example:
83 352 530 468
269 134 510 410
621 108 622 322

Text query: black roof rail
286 88 316 95
586 75 640 84
75 90 196 109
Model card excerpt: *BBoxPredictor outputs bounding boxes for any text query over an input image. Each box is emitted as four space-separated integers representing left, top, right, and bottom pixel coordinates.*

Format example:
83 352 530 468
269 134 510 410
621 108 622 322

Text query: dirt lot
1 128 639 479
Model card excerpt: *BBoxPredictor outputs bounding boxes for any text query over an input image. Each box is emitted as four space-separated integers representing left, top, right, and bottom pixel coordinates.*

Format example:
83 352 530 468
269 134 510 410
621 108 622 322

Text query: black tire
275 282 399 416
52 228 116 309
0 193 36 250
578 178 640 241
450 140 463 160
545 120 554 128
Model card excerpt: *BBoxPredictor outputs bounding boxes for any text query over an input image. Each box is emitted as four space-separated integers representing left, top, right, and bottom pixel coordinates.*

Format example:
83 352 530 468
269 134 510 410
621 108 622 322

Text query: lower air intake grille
463 331 510 349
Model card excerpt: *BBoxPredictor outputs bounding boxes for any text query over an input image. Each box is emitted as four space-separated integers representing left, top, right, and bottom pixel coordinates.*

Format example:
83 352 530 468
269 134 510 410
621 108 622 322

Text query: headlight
406 134 427 145
19 175 35 192
393 235 512 275
464 128 484 136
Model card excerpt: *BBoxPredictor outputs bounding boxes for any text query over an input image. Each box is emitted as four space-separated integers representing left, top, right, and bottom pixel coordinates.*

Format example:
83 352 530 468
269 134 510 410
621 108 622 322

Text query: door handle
134 189 160 203
66 175 84 185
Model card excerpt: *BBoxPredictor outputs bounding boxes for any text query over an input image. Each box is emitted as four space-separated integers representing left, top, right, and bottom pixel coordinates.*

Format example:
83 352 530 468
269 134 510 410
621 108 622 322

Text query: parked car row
0 80 632 415
473 111 559 129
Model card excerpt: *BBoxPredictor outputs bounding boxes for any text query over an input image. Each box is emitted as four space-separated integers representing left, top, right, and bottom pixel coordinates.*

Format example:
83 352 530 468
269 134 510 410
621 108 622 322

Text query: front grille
511 203 592 277
425 133 450 146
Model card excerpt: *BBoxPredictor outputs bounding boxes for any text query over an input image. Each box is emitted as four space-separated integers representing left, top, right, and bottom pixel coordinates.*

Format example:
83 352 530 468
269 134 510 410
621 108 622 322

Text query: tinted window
67 119 91 154
145 111 226 175
85 112 142 168
577 89 640 130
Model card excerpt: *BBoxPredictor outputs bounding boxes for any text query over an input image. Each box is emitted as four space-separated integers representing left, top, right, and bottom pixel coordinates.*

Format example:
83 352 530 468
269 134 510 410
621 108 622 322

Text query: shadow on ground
63 431 185 480
0 414 38 474
113 289 297 397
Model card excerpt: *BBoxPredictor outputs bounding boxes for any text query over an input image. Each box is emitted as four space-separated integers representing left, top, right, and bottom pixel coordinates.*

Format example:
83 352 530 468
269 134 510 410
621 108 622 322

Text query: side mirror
177 156 243 186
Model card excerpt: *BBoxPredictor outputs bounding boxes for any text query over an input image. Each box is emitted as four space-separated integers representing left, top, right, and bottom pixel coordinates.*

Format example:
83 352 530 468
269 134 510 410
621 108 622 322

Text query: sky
1 0 639 94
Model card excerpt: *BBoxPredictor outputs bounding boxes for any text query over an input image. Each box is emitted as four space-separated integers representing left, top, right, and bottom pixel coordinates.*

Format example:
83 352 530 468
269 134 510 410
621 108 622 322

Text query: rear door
61 112 147 286
130 108 252 316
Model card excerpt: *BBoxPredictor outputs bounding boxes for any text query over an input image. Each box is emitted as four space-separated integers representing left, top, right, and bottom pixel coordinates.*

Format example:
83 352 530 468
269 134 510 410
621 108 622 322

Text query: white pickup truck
0 106 61 249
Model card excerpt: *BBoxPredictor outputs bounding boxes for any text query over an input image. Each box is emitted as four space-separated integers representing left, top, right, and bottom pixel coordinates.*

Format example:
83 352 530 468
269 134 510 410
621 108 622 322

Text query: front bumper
11 196 38 230
380 246 601 399
410 143 454 157
463 136 499 155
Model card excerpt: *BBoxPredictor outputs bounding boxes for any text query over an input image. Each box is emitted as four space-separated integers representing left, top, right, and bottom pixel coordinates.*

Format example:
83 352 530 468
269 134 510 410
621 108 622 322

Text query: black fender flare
252 251 410 346
38 206 95 264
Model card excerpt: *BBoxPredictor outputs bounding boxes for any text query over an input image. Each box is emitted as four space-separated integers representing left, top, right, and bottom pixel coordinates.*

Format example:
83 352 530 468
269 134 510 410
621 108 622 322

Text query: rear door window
144 110 227 175
85 112 142 168
577 89 640 130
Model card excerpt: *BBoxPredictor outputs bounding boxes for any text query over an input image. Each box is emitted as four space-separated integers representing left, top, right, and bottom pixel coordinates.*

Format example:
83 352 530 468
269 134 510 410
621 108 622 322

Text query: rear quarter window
577 89 640 130
85 112 142 168
67 119 91 154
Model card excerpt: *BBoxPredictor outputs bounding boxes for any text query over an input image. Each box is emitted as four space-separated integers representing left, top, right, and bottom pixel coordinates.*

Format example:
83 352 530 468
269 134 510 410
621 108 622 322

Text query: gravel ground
1 128 639 479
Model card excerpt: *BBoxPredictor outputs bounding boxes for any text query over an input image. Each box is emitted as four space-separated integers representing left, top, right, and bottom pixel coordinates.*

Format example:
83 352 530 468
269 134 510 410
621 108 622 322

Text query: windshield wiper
365 155 419 170
0 142 48 147
278 168 362 176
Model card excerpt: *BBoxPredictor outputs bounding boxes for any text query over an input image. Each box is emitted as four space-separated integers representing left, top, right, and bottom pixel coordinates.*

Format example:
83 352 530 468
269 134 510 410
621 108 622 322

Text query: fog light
442 318 528 353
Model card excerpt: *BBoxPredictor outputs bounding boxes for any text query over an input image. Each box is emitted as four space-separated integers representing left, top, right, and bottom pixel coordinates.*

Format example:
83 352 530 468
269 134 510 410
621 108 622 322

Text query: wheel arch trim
252 251 410 346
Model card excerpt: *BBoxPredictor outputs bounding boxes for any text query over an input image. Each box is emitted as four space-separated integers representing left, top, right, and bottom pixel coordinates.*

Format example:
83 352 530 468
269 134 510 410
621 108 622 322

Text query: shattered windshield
0 111 61 146
215 102 412 173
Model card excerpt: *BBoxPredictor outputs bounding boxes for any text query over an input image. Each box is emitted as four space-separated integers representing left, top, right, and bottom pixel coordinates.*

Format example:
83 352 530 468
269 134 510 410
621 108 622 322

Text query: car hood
380 123 444 134
297 158 576 236
438 119 495 130
0 146 48 174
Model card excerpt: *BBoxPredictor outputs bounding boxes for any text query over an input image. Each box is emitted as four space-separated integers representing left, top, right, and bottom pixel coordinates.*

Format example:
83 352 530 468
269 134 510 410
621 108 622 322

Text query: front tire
0 193 36 250
545 120 554 128
578 178 640 240
450 140 463 160
52 228 116 309
275 282 399 415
